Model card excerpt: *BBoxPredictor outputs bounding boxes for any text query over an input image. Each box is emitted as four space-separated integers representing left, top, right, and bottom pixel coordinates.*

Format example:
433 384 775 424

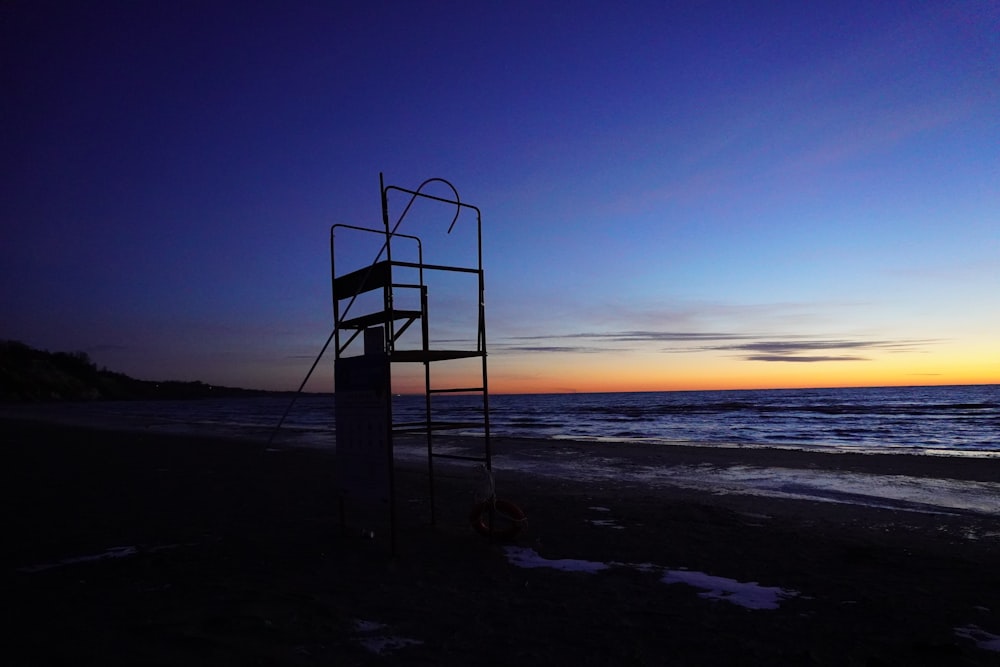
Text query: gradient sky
3 1 998 394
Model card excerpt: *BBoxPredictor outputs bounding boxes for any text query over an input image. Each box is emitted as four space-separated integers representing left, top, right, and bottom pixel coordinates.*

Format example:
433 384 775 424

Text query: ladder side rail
420 284 436 523
380 174 395 357
379 172 397 556
477 205 492 471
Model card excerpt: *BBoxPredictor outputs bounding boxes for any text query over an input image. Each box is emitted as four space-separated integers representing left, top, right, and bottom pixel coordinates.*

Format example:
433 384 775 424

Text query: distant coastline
0 340 299 402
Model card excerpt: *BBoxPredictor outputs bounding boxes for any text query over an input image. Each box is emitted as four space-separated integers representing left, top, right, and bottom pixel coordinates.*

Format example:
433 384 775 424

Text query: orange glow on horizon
486 376 997 395
482 350 999 394
364 342 999 396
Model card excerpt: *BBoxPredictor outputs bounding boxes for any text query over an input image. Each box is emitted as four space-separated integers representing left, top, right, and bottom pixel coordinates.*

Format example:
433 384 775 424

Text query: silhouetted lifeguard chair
330 174 497 553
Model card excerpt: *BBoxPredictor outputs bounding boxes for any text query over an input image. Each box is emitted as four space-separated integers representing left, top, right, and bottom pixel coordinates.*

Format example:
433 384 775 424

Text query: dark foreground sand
3 418 999 666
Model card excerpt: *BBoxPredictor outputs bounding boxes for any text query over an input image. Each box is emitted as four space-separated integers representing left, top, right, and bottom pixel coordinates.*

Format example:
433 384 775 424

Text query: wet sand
3 418 999 665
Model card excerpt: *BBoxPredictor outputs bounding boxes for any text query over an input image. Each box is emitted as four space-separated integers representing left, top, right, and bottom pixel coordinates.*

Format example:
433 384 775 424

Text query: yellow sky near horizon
384 340 1000 395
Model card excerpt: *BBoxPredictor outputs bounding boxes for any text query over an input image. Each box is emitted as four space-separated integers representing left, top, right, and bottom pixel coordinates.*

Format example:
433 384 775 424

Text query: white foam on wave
491 454 1000 517
635 464 1000 516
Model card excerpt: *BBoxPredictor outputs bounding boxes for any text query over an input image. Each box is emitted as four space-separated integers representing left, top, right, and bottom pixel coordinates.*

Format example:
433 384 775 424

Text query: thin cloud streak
503 346 609 354
706 339 938 354
495 330 940 363
746 355 868 363
509 331 756 343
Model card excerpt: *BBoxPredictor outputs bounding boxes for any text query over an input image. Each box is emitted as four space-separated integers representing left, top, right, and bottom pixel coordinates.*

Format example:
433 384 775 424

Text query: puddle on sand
504 546 799 610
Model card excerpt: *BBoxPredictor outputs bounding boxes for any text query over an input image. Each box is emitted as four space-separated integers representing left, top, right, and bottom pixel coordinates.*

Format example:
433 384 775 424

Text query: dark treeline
0 340 283 402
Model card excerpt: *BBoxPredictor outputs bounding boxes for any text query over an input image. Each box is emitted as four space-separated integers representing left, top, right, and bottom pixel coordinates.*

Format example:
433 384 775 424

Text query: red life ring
469 499 526 540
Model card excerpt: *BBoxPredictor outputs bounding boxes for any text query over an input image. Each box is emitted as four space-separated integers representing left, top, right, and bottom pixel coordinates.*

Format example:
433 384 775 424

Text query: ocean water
457 385 1000 457
8 384 997 457
5 384 998 517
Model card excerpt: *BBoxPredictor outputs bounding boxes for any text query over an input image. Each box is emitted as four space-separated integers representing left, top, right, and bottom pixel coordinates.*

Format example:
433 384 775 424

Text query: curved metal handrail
383 175 481 235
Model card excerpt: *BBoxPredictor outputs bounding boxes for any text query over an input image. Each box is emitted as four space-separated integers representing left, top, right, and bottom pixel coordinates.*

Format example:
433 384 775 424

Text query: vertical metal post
385 343 396 558
477 211 491 471
421 285 436 525
379 173 398 557
330 228 340 360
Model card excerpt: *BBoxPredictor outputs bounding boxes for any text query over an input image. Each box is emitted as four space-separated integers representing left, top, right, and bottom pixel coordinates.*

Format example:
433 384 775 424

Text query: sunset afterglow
4 2 998 394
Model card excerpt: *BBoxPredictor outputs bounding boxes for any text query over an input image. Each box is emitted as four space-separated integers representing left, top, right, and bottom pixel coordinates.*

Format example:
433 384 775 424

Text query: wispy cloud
498 330 752 354
705 338 934 357
745 355 867 363
495 330 940 363
504 345 609 354
508 331 755 344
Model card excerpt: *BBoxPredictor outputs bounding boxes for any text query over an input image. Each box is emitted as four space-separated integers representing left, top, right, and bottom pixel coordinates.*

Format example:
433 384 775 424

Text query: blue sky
3 1 998 393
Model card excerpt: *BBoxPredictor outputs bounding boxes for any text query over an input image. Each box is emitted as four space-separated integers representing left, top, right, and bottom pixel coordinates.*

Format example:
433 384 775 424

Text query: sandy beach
3 418 999 666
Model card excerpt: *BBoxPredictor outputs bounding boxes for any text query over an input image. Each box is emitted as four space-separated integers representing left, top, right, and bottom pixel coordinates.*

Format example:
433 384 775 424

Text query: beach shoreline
3 418 999 665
